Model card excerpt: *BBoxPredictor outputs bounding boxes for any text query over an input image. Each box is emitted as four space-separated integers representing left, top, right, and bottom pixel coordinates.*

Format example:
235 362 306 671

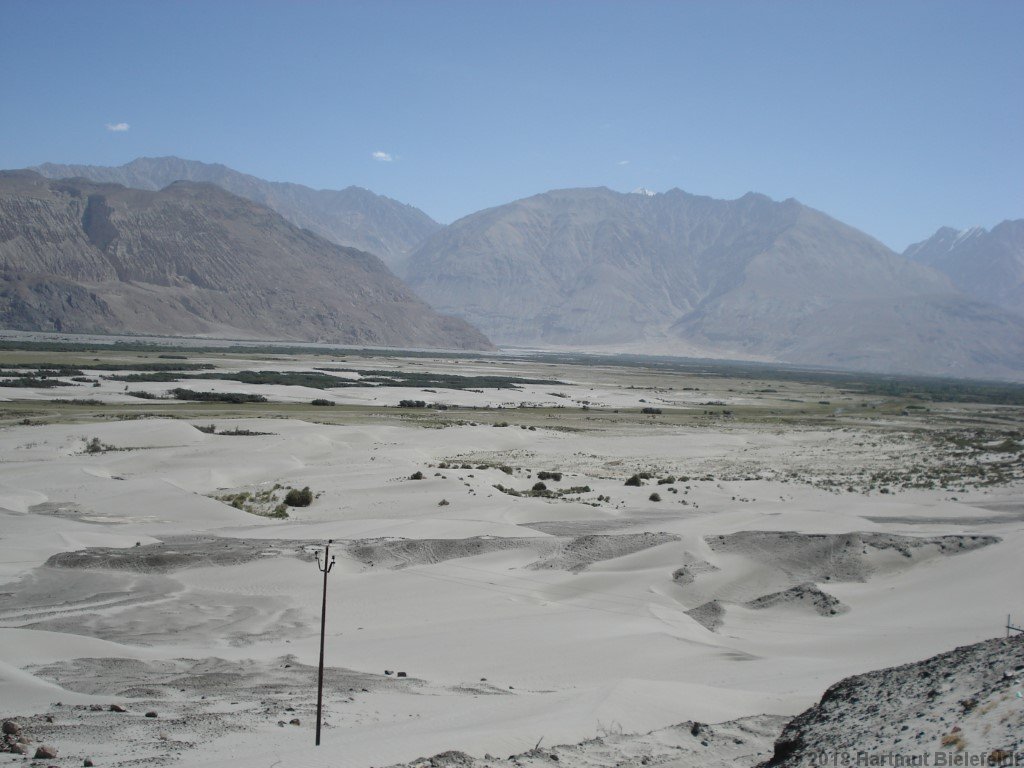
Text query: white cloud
372 150 395 162
105 122 130 132
617 160 630 166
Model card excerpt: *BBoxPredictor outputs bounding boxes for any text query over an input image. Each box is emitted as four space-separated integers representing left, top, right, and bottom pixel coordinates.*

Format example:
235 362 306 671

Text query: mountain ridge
0 171 491 349
903 219 1024 316
31 156 440 271
405 186 1024 380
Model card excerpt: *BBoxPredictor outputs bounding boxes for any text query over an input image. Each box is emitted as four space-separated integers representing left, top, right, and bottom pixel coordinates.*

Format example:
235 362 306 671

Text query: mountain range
904 220 1023 316
32 157 438 272
405 187 1024 379
0 171 489 349
6 156 1023 380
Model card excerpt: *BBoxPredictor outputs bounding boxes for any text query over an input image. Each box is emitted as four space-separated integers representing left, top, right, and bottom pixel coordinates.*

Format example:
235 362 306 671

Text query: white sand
1 369 1021 766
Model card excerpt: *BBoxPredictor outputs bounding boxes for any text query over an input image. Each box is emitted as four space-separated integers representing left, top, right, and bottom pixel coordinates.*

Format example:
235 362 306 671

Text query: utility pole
316 539 336 746
1008 614 1024 637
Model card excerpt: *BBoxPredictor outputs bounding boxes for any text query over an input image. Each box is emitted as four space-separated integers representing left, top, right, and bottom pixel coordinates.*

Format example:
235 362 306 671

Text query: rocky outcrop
760 636 1024 766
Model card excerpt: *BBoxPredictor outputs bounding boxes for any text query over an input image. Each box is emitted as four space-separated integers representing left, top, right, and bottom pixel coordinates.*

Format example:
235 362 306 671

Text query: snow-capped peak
631 187 656 197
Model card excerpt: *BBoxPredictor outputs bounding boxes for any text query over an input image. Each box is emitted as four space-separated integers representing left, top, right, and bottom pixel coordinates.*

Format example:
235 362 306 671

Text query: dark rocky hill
0 171 491 349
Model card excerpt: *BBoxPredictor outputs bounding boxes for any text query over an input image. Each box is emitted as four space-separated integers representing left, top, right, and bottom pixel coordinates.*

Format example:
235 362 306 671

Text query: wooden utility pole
316 539 336 746
1007 614 1024 637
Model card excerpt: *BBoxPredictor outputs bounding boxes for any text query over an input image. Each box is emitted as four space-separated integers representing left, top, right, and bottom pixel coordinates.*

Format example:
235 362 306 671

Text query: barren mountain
0 171 491 349
406 187 1024 379
32 156 439 270
904 220 1024 316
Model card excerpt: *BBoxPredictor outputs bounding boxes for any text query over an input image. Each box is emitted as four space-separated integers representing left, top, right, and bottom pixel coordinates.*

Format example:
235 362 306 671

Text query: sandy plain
0 341 1021 767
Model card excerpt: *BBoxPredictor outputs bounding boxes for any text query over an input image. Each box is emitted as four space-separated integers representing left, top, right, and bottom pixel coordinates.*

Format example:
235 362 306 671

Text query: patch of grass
83 436 118 454
127 390 163 399
0 375 68 388
213 483 291 518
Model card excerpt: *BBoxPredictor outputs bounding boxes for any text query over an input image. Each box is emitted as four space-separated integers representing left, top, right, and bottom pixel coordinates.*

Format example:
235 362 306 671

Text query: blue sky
1 0 1021 250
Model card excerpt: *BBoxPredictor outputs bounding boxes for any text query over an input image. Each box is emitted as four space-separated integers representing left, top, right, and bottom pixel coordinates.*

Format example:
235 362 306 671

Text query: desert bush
171 388 267 404
532 482 548 492
624 474 642 487
657 476 676 485
399 399 427 408
410 471 425 480
284 486 313 507
537 470 562 481
311 398 335 406
649 492 662 502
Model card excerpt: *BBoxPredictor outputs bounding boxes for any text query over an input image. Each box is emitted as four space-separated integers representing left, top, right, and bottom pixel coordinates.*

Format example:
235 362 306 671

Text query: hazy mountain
904 220 1024 316
406 187 1024 379
32 156 439 271
0 171 491 349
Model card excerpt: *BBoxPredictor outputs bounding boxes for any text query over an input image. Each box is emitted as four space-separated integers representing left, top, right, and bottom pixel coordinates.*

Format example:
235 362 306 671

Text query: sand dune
1 354 1021 766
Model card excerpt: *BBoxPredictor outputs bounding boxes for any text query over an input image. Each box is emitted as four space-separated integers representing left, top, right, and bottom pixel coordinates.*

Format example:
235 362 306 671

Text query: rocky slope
761 636 1024 766
904 220 1024 316
0 171 491 349
32 156 440 271
406 188 1024 379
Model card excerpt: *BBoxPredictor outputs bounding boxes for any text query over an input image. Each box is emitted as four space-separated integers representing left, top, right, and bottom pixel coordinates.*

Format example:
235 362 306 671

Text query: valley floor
0 341 1021 766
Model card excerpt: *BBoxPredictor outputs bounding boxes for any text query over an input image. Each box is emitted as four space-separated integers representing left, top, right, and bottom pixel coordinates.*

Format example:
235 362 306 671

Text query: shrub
641 407 662 414
532 482 548 492
438 499 450 506
624 474 642 487
649 492 662 502
311 398 335 406
171 388 266 404
657 476 676 485
194 424 217 434
398 399 427 408
537 471 562 481
410 471 424 480
284 487 313 507
85 437 104 454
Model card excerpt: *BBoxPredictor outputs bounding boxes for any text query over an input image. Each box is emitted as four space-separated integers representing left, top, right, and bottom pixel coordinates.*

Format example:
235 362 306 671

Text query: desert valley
0 335 1021 766
3 2 1023 764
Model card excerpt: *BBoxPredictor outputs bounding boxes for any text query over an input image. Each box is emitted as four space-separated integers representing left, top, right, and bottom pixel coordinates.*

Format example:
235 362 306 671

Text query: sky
1 0 1021 250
